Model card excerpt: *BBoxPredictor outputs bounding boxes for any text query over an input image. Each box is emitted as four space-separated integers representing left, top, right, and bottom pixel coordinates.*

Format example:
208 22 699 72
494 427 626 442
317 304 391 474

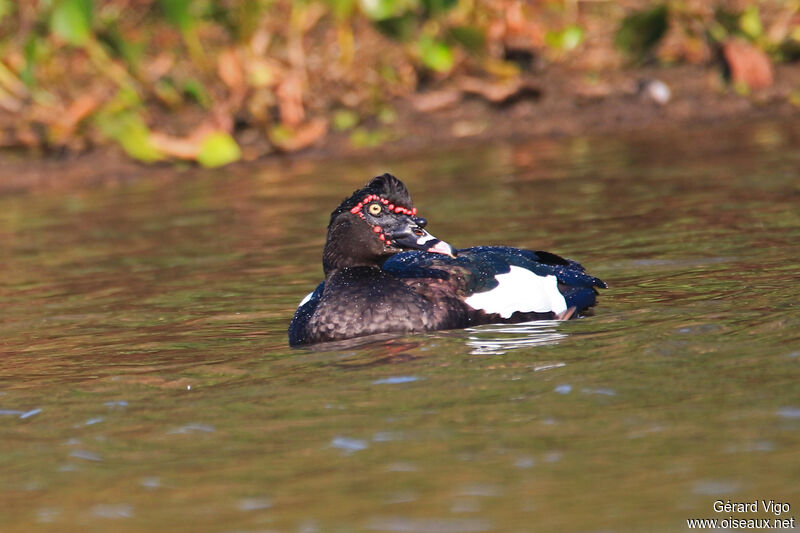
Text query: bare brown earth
2 63 799 194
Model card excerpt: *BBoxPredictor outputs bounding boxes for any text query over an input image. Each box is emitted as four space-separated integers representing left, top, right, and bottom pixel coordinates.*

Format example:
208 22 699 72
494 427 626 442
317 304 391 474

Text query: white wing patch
464 266 567 318
298 291 315 308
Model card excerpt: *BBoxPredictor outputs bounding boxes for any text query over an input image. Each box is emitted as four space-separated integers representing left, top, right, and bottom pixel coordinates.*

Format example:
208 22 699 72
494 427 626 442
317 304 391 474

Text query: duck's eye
368 203 382 216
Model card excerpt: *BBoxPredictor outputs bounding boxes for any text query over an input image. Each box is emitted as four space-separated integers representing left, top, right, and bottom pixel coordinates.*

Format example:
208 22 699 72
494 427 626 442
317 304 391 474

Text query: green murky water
2 122 799 532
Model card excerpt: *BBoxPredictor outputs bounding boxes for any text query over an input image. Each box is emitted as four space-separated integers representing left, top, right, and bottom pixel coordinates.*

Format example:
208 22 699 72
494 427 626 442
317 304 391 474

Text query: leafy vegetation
0 1 797 165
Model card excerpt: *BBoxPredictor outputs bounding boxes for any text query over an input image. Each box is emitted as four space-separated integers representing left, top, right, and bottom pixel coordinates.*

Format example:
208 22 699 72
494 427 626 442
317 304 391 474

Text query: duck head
323 173 455 274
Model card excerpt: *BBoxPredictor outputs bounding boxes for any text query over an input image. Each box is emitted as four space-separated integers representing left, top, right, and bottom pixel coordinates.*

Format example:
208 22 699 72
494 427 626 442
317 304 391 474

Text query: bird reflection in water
464 320 568 355
294 319 569 363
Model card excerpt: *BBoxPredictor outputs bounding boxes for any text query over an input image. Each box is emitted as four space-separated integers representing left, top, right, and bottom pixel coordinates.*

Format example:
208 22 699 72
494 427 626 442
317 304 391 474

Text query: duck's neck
323 257 387 277
322 225 390 275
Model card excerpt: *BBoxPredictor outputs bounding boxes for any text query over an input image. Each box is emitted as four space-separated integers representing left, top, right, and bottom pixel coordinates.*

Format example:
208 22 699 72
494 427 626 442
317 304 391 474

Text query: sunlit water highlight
1 122 799 532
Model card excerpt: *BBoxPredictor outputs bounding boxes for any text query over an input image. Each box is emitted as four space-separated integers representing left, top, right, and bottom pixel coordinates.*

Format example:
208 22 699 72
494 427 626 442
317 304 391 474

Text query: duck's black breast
288 266 469 346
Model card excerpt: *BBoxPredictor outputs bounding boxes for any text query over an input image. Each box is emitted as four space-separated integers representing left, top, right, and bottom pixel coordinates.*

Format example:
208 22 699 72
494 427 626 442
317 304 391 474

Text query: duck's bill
390 228 457 258
424 239 457 257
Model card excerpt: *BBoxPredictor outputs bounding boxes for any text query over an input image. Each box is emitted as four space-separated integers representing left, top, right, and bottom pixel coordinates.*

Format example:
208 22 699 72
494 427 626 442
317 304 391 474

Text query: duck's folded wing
512 248 607 289
383 246 605 317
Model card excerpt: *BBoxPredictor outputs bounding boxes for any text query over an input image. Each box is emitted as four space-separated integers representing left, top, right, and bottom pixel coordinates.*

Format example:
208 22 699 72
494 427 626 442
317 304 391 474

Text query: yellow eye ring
368 203 382 215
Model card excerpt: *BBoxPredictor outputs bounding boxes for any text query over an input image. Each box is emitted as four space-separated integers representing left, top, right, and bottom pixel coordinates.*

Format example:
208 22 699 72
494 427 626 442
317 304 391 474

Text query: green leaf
377 106 397 124
739 6 763 40
449 26 486 54
327 0 356 20
713 8 740 36
153 79 183 107
196 131 241 168
421 0 457 16
231 0 264 41
546 25 583 51
22 36 40 87
50 0 94 46
96 22 145 68
333 109 359 131
349 127 388 148
159 0 194 31
418 36 454 73
358 0 416 21
96 110 163 163
0 0 15 24
268 124 292 145
708 20 729 44
373 14 417 41
615 5 668 62
182 79 211 108
561 25 584 51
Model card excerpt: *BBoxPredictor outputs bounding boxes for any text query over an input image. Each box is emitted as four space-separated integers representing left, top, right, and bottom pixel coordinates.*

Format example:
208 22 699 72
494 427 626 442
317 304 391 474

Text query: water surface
1 122 799 532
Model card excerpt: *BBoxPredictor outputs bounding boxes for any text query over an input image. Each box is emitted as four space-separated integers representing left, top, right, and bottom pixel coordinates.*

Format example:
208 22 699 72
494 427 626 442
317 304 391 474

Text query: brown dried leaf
51 94 100 144
722 39 774 90
277 74 305 127
450 119 487 138
149 132 201 159
150 123 214 160
575 81 613 101
458 76 540 104
0 91 23 113
506 1 526 35
459 76 521 102
505 1 545 47
62 94 100 130
16 125 40 148
270 117 328 152
145 53 174 81
210 104 234 133
411 89 461 112
218 47 245 93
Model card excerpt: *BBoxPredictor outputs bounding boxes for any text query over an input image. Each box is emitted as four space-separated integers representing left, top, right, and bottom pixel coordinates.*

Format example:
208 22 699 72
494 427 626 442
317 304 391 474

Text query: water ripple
373 376 420 385
91 504 134 519
237 497 273 511
465 321 567 355
776 407 800 420
167 423 216 434
331 436 368 454
70 450 103 462
365 517 493 532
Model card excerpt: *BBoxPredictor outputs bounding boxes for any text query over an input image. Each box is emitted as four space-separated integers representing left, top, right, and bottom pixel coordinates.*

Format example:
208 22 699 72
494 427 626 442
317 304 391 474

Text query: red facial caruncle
349 194 418 245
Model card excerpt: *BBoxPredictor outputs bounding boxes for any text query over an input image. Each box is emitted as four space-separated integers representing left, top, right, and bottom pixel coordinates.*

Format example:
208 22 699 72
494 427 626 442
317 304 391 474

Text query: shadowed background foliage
0 0 798 165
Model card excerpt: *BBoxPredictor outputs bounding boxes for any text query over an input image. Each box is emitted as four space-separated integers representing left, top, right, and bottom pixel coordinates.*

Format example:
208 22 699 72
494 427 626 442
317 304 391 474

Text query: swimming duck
288 173 605 346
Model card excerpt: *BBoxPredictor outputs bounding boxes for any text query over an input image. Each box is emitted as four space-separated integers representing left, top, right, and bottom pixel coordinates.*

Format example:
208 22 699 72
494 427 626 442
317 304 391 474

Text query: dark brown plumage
289 174 605 346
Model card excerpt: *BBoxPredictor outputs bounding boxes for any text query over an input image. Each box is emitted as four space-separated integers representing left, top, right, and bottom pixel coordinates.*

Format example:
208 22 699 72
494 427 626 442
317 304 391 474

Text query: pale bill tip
428 240 456 258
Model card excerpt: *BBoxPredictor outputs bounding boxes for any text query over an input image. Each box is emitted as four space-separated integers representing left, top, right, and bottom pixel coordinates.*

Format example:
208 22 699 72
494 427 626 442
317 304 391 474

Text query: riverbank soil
2 62 799 193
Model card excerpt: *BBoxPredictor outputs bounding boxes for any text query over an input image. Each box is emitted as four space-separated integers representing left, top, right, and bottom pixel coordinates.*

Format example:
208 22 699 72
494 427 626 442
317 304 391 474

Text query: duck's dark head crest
329 173 414 227
365 173 413 208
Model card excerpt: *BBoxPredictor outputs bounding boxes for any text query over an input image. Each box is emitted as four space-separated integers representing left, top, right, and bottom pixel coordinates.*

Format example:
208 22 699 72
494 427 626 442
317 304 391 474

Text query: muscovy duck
289 174 605 346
